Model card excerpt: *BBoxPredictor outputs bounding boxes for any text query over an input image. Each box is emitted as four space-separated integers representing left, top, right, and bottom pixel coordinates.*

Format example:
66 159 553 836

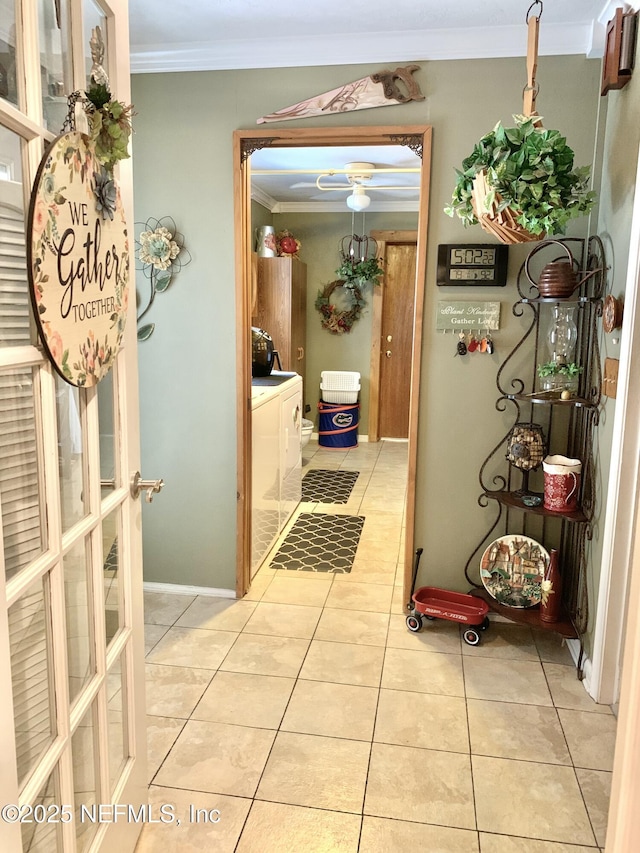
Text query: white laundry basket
320 371 361 404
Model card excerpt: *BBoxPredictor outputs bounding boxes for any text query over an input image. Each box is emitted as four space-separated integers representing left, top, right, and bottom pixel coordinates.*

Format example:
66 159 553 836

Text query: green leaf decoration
335 256 384 287
137 323 155 342
154 270 172 292
444 114 595 236
86 83 111 109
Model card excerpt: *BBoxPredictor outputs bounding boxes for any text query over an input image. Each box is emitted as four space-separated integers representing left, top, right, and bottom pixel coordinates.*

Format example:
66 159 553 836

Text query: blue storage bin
318 401 359 449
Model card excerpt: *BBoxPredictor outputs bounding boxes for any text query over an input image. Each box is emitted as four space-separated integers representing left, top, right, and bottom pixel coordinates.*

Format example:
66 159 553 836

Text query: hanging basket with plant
335 255 385 289
445 115 595 243
336 233 384 288
444 1 596 244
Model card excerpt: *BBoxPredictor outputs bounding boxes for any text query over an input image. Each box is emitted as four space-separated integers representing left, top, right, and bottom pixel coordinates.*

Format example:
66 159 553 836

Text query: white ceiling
128 0 626 74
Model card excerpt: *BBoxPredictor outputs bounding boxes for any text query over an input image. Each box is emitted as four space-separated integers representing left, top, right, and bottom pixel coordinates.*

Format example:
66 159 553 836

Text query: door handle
385 350 392 358
131 471 165 503
298 346 304 360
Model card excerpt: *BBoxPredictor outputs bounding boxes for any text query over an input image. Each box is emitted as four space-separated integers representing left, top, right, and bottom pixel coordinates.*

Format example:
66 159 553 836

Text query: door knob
131 471 165 503
386 335 393 342
385 350 392 358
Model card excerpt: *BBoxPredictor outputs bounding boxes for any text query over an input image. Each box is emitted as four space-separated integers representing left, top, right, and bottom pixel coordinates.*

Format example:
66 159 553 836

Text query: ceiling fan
252 161 420 210
288 162 377 189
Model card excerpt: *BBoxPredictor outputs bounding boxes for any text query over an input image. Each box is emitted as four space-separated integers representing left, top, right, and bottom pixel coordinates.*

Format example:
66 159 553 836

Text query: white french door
0 1 147 852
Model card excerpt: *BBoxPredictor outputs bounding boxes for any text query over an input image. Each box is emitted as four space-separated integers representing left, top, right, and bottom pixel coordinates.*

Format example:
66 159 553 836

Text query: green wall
132 56 601 593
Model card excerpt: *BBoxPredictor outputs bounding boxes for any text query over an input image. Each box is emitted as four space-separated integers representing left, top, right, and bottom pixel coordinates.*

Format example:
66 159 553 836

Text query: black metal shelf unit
464 236 606 668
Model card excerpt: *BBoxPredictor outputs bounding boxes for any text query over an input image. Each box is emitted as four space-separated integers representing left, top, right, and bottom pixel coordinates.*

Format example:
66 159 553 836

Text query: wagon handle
406 548 424 612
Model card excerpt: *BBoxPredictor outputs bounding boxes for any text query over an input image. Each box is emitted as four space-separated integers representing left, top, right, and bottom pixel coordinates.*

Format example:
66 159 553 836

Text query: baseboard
566 638 595 696
310 433 369 442
143 581 236 599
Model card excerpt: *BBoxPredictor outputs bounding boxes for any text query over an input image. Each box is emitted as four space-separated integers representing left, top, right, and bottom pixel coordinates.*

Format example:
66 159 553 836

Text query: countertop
251 371 301 406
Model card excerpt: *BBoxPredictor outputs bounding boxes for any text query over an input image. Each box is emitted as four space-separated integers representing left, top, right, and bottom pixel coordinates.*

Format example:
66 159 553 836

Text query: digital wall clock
437 244 509 287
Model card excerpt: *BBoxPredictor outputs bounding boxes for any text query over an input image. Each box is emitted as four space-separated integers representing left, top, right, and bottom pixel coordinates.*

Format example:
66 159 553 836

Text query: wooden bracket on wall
602 357 620 399
602 8 638 96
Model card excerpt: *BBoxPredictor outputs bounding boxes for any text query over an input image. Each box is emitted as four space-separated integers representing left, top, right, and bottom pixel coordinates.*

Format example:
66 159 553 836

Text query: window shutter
0 196 32 348
0 196 43 579
1 194 50 784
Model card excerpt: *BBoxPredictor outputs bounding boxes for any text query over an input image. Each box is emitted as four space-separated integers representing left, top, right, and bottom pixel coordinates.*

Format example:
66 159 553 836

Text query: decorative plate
480 534 549 608
602 294 623 333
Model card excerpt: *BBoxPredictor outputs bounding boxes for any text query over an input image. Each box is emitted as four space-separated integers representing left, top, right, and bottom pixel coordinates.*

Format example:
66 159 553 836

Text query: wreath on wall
315 280 366 334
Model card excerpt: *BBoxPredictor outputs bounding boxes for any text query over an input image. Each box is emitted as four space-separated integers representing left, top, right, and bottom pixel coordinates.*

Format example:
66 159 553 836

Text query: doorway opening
233 125 432 607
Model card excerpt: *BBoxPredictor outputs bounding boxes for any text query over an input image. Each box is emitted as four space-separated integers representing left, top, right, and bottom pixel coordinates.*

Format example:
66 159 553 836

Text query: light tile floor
136 440 613 852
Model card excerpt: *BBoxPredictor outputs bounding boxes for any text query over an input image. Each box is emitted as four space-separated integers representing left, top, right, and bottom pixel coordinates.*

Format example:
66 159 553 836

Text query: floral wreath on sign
315 280 365 335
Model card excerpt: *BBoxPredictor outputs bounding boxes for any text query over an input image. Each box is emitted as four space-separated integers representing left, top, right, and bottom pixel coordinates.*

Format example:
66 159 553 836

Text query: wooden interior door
376 240 417 439
0 2 147 852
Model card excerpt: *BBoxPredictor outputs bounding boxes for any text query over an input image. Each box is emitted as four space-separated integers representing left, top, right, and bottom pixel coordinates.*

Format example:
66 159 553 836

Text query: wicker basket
471 170 544 245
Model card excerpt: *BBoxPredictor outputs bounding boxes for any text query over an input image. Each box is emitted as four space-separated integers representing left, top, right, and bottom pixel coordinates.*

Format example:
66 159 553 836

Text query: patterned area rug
270 512 365 573
302 469 359 504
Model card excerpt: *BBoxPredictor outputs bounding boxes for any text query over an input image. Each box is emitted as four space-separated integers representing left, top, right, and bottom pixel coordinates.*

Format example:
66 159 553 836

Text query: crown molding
251 185 278 211
131 22 600 75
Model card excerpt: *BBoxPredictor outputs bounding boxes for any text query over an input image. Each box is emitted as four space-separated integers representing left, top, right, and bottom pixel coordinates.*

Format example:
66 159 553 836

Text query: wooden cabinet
464 236 606 672
253 257 307 376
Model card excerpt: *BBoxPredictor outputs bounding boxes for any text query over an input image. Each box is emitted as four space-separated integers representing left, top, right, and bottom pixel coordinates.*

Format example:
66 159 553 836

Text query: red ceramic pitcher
543 455 582 511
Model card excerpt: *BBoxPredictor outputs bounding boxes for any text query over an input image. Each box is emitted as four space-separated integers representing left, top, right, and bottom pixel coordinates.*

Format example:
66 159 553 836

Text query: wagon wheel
481 617 490 631
463 628 481 646
406 614 423 633
424 614 436 621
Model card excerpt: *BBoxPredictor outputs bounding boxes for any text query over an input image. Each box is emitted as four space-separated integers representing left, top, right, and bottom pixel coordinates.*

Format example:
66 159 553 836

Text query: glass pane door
0 1 146 851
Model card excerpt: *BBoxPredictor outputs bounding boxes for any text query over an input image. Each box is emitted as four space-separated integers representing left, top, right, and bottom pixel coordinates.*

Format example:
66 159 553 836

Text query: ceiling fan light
346 186 371 211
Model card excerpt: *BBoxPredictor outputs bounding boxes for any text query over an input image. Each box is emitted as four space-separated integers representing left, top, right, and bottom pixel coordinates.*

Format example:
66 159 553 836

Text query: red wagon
406 549 490 646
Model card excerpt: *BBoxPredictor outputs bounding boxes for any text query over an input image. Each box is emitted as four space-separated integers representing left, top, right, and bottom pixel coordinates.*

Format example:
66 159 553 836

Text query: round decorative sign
28 132 129 386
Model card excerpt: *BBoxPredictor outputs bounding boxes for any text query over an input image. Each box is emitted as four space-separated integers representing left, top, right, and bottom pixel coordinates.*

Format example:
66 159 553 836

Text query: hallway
136 440 614 852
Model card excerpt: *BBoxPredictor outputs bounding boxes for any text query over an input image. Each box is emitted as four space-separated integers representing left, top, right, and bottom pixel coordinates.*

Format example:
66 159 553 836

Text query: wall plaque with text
436 301 501 331
27 132 129 386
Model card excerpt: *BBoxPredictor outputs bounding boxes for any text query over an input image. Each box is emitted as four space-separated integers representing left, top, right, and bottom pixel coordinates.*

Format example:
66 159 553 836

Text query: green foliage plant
86 83 134 172
444 115 596 238
335 256 384 289
537 361 582 378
